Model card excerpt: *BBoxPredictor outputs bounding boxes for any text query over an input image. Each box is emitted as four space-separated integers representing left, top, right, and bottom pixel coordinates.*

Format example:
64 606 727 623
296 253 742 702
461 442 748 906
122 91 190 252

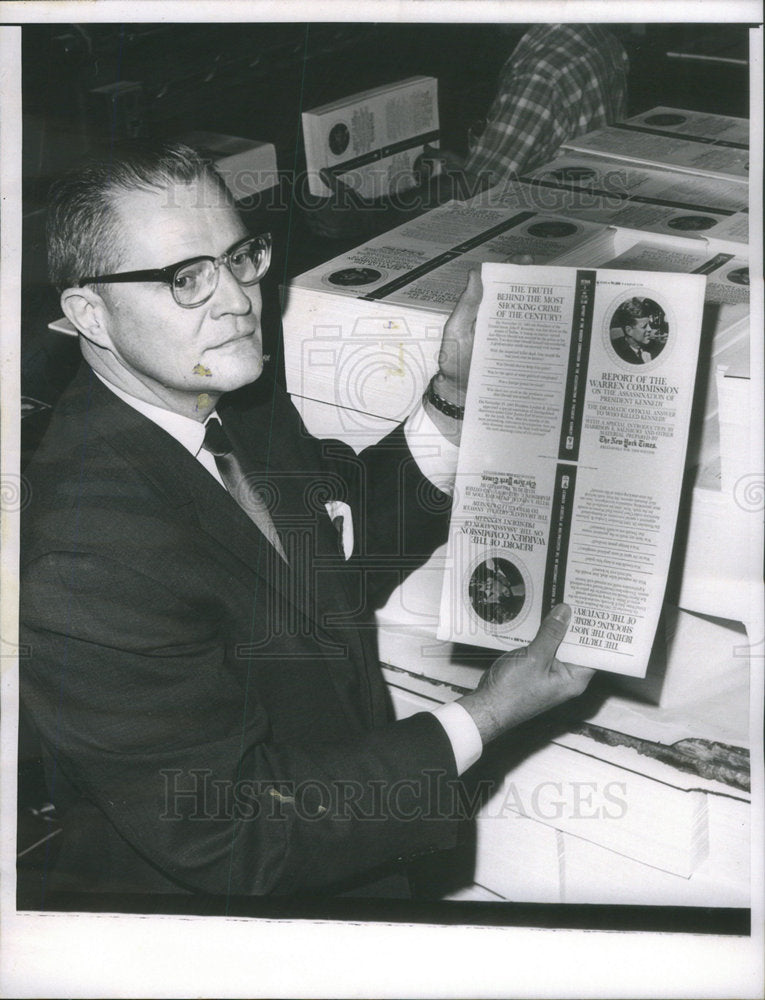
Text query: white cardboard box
302 76 439 199
181 131 279 199
281 194 609 426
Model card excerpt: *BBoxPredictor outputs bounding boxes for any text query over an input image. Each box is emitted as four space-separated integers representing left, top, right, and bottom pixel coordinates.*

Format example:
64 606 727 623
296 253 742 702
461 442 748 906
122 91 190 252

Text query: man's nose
211 263 255 316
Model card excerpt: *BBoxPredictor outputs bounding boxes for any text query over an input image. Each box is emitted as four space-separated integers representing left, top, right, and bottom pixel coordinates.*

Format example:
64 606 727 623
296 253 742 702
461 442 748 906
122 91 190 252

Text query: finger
445 269 483 332
527 603 571 660
510 253 534 265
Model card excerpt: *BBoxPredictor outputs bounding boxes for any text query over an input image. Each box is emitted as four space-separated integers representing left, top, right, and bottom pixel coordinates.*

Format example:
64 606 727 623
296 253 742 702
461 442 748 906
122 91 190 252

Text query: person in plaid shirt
305 23 629 237
462 23 629 187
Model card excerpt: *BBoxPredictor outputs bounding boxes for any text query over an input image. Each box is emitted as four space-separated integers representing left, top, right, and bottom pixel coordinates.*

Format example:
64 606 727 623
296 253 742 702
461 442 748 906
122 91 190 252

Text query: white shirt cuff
430 701 483 775
403 400 460 496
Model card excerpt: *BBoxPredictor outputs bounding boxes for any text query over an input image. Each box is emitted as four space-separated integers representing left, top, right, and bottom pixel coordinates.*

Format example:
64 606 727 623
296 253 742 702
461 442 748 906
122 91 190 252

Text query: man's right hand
457 604 594 744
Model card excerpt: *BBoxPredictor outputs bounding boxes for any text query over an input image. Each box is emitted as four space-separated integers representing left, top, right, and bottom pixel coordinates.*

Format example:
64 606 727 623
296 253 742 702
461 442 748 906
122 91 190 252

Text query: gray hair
46 142 232 291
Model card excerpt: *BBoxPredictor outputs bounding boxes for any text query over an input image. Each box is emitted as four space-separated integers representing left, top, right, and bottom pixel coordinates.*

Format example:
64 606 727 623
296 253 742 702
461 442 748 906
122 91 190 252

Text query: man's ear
60 286 112 347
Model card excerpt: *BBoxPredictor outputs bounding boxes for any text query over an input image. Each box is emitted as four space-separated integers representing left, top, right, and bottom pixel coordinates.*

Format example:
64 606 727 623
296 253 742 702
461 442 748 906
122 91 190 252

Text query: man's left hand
433 268 483 407
434 256 533 407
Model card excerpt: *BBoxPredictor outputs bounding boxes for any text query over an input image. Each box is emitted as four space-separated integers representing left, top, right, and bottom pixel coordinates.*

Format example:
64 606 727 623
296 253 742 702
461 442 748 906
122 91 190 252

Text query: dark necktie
202 417 288 564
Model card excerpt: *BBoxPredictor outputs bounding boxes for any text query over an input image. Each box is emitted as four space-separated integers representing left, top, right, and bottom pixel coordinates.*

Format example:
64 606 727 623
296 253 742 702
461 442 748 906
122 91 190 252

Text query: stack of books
518 150 748 251
301 76 439 200
561 105 749 185
281 197 607 434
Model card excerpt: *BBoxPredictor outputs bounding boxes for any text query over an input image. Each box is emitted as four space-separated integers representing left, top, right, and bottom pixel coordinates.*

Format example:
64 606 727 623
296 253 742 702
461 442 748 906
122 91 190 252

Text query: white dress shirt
95 373 482 775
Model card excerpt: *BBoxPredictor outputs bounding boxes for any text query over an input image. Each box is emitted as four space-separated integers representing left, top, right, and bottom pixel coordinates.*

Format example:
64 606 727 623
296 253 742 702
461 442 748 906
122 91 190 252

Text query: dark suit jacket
611 335 648 365
20 365 460 898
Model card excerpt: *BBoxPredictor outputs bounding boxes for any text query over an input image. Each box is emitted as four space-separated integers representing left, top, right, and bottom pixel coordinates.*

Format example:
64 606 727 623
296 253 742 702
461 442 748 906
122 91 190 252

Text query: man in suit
611 298 665 365
21 143 592 901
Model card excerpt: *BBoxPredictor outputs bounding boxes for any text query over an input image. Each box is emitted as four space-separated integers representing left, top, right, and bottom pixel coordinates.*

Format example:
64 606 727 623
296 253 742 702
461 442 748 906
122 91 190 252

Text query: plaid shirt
464 24 629 184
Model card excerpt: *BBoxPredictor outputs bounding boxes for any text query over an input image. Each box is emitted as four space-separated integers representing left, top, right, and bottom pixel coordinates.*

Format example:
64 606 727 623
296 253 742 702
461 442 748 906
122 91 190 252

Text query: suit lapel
221 386 377 731
79 368 374 731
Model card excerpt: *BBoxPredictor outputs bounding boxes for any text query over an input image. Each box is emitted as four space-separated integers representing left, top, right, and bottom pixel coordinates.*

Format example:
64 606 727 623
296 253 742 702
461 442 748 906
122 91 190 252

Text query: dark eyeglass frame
78 233 272 308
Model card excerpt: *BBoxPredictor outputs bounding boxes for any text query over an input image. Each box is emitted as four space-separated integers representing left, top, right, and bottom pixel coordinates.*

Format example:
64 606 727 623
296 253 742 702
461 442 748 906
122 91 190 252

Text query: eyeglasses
78 233 272 308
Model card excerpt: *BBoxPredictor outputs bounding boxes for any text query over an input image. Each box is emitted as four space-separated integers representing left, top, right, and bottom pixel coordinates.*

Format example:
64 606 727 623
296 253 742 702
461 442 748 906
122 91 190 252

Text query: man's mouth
219 330 257 346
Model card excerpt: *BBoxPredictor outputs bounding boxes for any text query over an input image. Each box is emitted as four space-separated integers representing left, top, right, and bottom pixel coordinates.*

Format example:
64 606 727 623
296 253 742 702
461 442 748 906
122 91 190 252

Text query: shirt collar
625 340 649 361
93 371 213 458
